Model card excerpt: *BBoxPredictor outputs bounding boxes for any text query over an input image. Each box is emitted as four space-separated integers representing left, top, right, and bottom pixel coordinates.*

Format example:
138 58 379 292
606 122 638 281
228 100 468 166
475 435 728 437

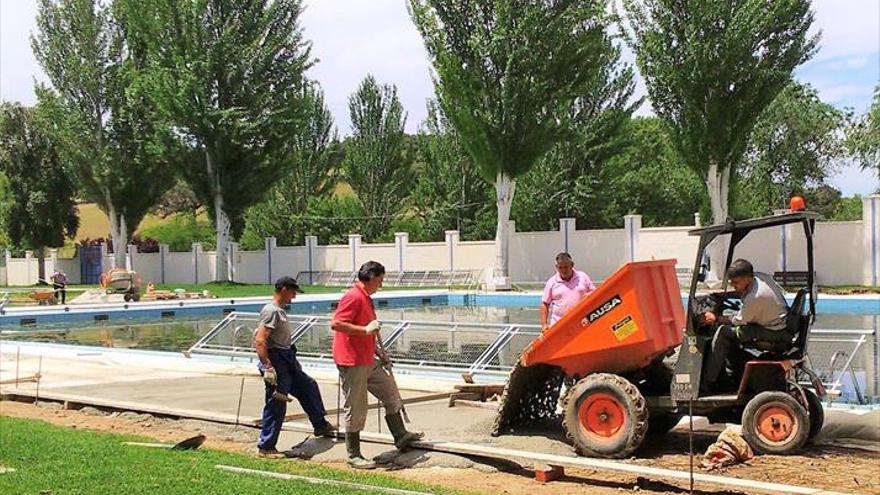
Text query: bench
773 271 814 288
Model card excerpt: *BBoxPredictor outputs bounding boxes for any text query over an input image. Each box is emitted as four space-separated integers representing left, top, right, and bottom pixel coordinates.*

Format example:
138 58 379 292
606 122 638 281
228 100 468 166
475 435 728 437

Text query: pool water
2 302 877 404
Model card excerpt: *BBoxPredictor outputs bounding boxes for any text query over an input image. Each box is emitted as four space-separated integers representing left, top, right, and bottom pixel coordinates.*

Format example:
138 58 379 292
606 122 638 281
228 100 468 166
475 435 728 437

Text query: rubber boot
385 412 424 450
345 432 376 470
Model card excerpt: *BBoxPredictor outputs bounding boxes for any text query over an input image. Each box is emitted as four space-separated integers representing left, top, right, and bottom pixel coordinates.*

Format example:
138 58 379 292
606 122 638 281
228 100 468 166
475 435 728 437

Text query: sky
1 0 878 195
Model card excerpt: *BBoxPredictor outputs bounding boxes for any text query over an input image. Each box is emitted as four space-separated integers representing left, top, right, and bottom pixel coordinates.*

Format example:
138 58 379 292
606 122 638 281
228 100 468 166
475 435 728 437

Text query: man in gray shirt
701 259 790 394
255 276 334 458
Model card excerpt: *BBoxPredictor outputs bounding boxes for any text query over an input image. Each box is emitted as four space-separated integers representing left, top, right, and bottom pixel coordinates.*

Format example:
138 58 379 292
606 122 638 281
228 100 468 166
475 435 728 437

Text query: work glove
365 320 382 334
263 367 277 386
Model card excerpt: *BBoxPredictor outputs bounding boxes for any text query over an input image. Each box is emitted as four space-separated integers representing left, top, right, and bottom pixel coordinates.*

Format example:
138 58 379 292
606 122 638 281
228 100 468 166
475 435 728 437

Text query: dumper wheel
742 391 809 455
563 373 648 458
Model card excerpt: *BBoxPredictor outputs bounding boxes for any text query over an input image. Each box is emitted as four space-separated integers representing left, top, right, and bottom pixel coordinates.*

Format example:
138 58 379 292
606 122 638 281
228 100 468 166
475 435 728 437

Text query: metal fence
187 311 877 403
186 311 541 380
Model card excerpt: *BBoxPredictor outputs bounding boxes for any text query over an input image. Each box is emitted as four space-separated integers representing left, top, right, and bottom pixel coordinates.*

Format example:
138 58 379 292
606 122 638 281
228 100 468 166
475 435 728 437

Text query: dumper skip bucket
522 259 685 377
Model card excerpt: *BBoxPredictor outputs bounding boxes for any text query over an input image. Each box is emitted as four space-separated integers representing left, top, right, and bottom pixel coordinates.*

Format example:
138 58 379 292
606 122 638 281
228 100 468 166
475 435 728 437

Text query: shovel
123 434 206 451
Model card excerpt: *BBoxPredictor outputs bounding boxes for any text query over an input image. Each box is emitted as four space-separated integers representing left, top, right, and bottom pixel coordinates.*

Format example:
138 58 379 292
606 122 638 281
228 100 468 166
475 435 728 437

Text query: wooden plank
451 399 498 411
0 375 40 385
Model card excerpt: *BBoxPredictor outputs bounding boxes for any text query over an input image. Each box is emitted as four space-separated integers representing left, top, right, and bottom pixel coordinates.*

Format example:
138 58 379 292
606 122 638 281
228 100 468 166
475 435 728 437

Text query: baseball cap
275 276 304 293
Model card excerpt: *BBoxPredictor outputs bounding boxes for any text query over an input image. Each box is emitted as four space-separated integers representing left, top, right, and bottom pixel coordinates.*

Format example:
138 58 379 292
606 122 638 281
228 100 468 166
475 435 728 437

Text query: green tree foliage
600 117 706 227
342 75 410 241
32 0 176 269
0 171 11 247
240 196 365 250
240 83 341 247
0 102 79 278
124 0 313 280
829 194 863 221
734 82 848 218
622 0 818 277
512 76 637 231
407 101 494 241
139 213 215 252
410 0 631 280
846 85 880 179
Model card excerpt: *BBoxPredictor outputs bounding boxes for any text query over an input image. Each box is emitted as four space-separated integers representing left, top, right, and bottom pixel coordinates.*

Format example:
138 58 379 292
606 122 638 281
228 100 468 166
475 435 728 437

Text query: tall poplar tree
622 0 818 278
342 75 410 241
124 0 313 280
32 0 175 269
410 0 633 285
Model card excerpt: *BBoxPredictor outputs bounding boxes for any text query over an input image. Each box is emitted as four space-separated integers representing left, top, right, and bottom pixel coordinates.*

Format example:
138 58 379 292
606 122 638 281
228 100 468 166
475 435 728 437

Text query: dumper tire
563 373 648 458
803 389 824 441
742 391 810 455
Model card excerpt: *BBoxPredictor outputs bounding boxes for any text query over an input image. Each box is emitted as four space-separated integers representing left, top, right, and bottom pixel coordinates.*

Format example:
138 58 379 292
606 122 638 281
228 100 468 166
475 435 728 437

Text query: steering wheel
708 292 741 313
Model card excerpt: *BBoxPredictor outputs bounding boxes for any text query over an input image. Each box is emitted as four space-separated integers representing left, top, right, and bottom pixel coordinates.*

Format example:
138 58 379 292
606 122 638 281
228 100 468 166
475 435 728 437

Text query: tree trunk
493 172 516 282
107 204 128 269
206 149 230 282
214 193 231 282
36 247 46 283
705 162 731 282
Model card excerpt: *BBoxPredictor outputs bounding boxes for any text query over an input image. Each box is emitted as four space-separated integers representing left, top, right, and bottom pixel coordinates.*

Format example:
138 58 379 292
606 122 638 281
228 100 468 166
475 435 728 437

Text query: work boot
313 420 338 438
385 412 424 450
345 432 376 470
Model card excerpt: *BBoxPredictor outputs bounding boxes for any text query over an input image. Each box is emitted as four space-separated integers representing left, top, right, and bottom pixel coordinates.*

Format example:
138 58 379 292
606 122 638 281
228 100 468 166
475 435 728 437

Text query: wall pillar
559 217 575 254
192 242 202 285
228 242 239 283
864 194 880 286
126 245 137 272
159 244 169 285
445 230 459 272
305 235 318 284
348 234 362 272
394 232 409 272
693 212 701 227
25 250 34 284
265 237 276 284
623 214 642 262
47 248 59 279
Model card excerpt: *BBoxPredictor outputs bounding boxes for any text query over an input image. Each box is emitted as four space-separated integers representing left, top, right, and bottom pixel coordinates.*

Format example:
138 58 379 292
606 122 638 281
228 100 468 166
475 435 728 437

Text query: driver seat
745 288 810 360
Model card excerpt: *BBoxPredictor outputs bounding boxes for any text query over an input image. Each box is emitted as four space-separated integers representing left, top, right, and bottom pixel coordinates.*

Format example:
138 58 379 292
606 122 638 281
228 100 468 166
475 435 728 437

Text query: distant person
50 269 68 304
540 252 596 330
701 259 789 394
330 261 423 469
254 276 335 458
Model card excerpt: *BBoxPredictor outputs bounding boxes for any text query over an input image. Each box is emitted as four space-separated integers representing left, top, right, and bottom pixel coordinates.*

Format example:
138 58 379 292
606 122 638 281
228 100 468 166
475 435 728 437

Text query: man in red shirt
330 261 423 469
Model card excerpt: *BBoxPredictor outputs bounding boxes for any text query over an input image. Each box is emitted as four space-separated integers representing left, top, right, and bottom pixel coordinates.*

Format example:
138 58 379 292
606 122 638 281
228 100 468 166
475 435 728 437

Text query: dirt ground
2 400 878 495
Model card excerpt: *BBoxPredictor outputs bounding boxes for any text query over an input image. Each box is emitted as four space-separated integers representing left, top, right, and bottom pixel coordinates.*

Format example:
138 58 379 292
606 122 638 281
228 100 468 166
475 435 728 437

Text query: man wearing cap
330 261 423 469
255 276 335 458
540 252 596 331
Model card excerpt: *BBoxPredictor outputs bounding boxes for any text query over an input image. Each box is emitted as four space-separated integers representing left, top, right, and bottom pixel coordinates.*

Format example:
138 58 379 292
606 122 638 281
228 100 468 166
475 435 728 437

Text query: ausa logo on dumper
581 294 622 326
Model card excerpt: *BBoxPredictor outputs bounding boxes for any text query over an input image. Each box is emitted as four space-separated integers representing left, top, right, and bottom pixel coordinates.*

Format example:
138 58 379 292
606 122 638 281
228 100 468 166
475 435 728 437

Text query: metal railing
187 312 876 401
186 311 541 379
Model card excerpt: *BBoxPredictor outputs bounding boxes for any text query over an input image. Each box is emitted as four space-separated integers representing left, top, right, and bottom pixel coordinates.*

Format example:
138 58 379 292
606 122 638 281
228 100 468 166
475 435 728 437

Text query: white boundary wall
4 195 878 287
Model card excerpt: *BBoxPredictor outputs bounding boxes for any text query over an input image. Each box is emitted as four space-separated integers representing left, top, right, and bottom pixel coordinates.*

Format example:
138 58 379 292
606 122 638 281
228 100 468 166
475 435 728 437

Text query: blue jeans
257 347 328 450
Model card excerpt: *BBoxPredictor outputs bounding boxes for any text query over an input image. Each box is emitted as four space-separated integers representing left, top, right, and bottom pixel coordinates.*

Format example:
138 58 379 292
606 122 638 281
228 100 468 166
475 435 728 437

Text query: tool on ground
124 434 206 450
493 211 825 459
375 327 409 423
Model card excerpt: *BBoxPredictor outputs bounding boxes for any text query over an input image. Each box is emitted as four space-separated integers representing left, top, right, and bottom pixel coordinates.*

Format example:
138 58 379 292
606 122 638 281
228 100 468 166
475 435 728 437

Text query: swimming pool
2 292 877 404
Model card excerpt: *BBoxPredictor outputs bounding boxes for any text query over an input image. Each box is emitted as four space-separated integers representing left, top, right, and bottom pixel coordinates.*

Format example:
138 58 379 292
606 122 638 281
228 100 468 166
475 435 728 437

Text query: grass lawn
0 416 459 495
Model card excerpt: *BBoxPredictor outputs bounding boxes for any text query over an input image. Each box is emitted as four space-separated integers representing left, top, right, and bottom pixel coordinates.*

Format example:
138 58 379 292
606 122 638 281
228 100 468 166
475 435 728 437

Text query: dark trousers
53 284 66 304
703 324 789 390
257 347 328 450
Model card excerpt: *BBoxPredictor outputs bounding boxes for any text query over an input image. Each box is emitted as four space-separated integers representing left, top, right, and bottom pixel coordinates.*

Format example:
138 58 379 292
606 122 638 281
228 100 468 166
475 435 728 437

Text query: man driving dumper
701 259 789 394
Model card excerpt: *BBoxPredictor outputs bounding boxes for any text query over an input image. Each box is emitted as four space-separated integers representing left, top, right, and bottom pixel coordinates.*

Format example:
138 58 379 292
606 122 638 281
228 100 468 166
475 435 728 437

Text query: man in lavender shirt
540 252 596 331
